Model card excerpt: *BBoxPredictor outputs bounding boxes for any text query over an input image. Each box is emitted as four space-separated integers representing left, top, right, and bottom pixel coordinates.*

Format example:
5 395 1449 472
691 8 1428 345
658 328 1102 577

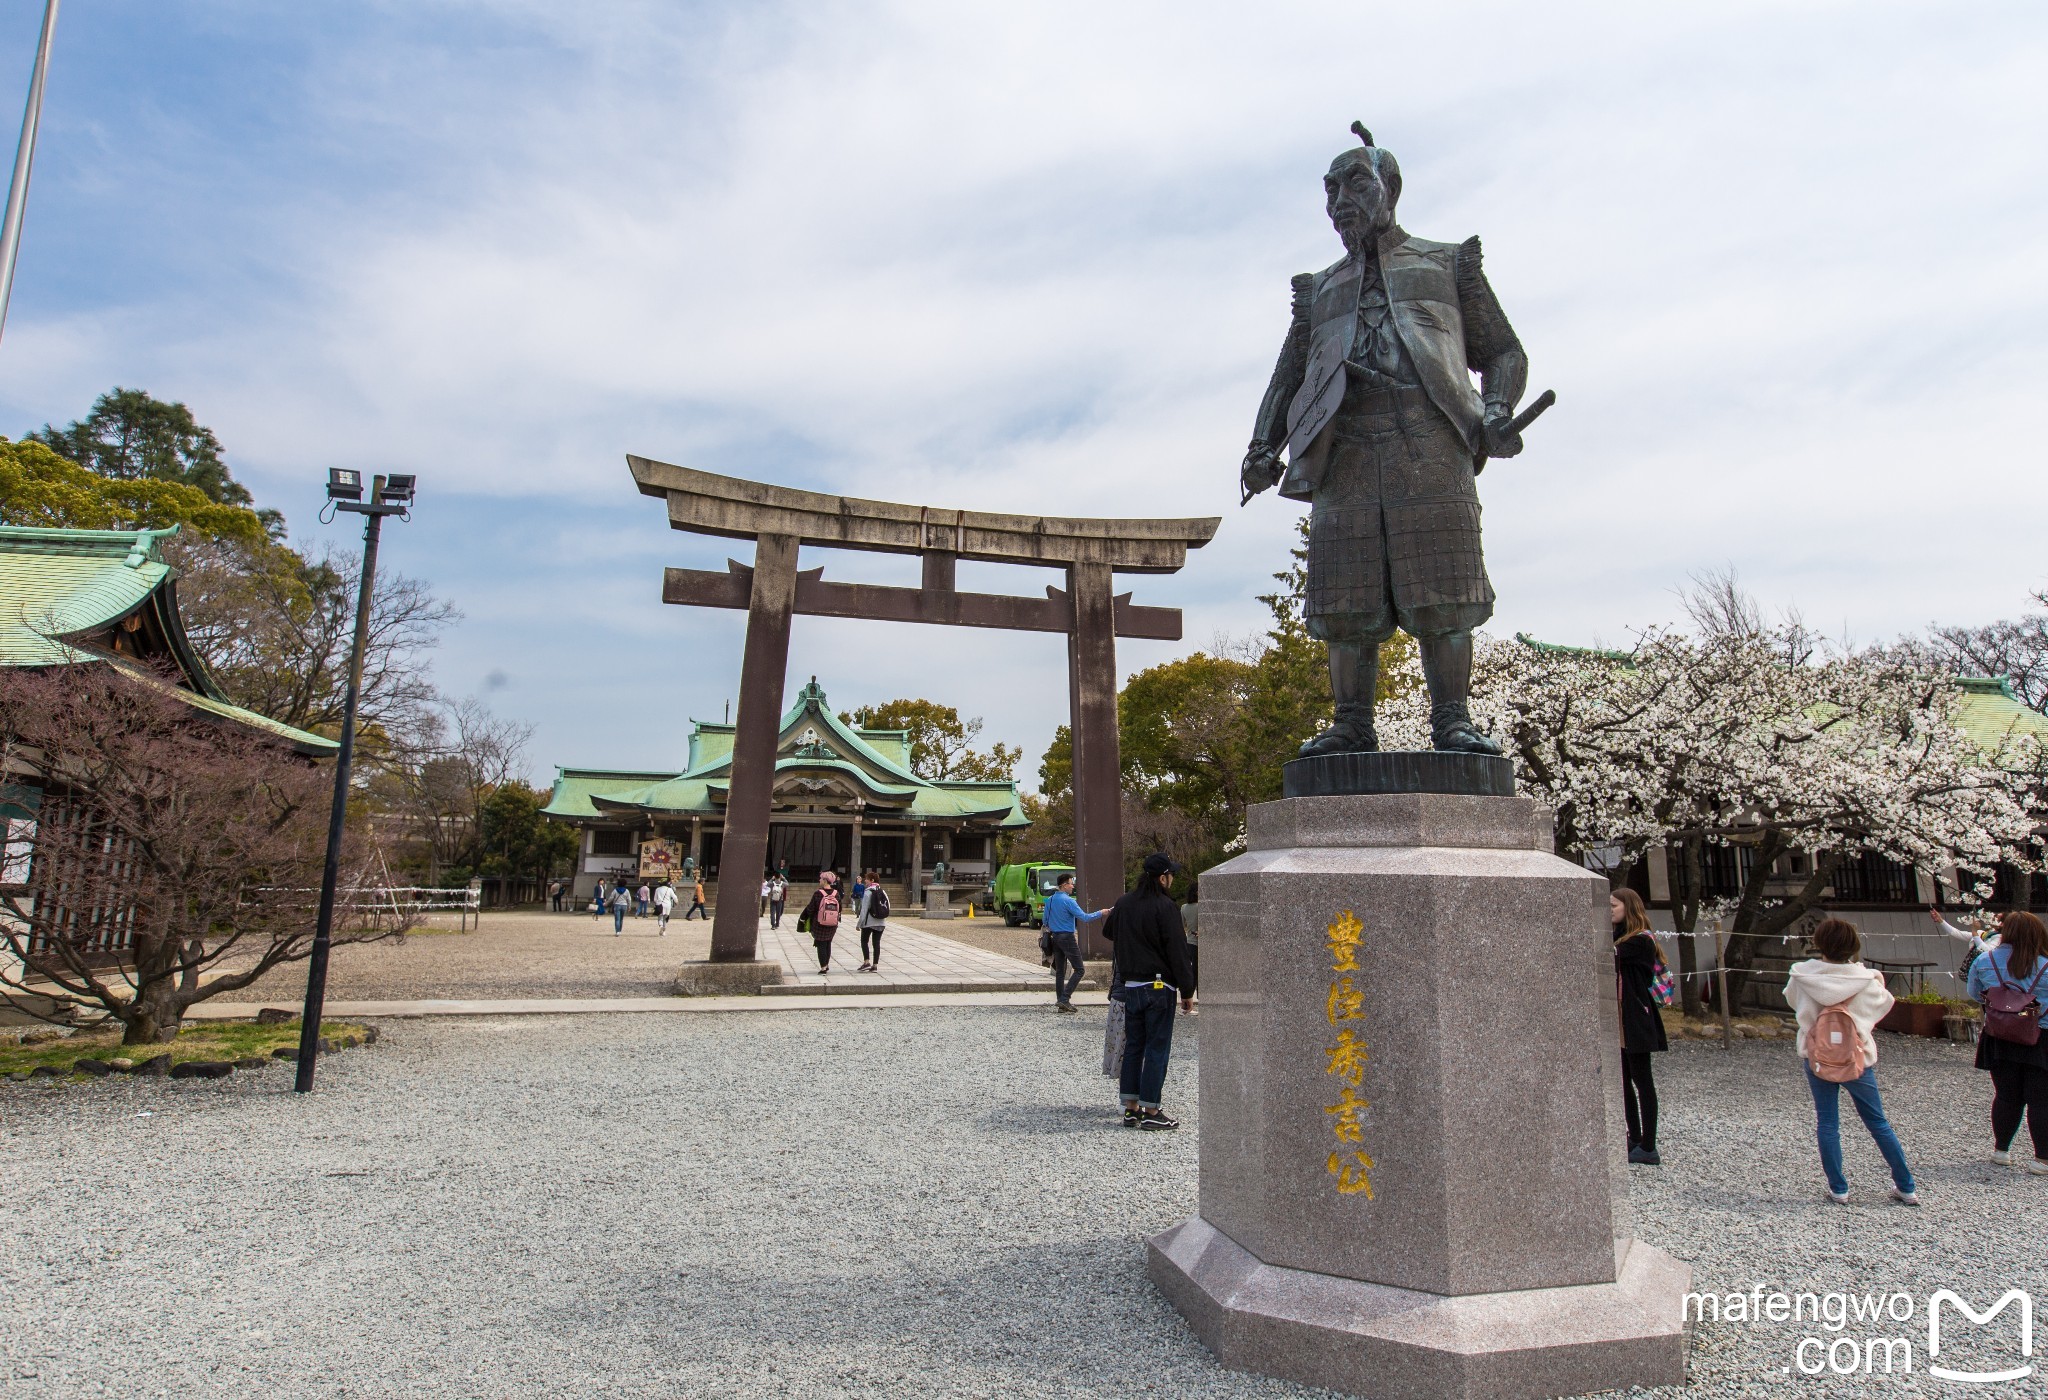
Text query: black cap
1142 852 1182 878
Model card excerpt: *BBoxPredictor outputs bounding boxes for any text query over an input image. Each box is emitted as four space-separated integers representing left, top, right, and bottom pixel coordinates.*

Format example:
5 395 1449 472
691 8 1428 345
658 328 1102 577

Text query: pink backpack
816 888 840 929
1807 1000 1867 1083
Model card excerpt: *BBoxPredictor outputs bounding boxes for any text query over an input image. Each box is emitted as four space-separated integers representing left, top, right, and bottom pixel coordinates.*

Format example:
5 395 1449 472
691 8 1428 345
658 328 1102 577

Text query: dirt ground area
217 907 1067 1003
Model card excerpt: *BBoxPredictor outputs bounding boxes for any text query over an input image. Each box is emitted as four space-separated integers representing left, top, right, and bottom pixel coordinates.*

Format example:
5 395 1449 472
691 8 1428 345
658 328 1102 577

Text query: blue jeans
1120 985 1178 1109
1806 1065 1915 1195
612 906 626 932
1049 932 1084 1004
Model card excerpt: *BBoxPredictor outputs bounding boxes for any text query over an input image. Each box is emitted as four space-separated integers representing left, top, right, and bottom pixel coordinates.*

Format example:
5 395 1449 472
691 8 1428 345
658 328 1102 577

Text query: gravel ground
2 1016 2042 1398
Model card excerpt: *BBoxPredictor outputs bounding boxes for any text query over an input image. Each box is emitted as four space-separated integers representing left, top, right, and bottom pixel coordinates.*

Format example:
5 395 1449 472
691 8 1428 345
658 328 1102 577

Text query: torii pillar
630 456 1218 961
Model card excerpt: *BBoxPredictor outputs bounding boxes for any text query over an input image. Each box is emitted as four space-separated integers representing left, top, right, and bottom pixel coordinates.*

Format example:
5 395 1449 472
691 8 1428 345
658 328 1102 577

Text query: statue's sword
1504 388 1556 438
1242 387 1558 505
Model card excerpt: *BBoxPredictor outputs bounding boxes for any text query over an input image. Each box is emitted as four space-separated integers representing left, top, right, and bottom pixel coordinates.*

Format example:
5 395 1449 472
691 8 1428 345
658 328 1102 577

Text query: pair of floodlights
326 468 417 516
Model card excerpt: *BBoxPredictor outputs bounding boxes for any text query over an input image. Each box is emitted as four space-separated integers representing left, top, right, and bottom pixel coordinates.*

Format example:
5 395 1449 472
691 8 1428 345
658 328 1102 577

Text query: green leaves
0 437 268 544
478 781 579 881
843 698 1019 782
26 388 255 511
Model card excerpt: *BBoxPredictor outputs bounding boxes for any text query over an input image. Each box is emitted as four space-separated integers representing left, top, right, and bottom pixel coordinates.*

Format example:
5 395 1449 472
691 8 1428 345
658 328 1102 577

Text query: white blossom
1380 626 2040 936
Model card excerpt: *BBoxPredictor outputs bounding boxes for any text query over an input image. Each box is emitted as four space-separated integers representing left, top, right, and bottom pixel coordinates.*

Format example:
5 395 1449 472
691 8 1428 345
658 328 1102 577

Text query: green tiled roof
855 728 914 770
1954 676 2048 753
1512 631 1632 662
0 525 337 755
542 768 684 819
545 678 1028 827
0 525 174 667
102 656 340 755
684 724 734 772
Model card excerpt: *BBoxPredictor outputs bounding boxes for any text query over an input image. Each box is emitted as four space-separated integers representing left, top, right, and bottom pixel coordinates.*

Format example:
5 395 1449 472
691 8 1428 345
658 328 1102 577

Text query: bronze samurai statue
1241 123 1551 757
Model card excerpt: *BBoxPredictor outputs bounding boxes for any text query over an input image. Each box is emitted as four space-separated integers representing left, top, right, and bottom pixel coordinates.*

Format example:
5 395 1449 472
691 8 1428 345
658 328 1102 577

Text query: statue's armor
1250 225 1523 645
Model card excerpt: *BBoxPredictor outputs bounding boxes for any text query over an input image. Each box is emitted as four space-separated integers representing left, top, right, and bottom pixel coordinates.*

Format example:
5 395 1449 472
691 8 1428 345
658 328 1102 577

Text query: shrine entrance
628 455 1218 961
768 822 849 884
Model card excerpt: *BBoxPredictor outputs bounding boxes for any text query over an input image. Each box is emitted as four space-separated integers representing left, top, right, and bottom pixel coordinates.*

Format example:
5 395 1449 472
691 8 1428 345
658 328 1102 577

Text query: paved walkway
757 917 1096 995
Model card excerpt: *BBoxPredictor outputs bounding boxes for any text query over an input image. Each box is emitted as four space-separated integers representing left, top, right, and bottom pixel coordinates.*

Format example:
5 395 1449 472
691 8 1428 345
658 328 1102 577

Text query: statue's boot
1300 701 1378 757
1420 632 1503 756
1430 701 1499 754
1299 642 1380 757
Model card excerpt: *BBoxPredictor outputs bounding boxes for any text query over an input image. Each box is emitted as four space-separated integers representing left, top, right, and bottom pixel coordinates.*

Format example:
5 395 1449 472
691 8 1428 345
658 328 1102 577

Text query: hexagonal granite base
1150 1217 1690 1400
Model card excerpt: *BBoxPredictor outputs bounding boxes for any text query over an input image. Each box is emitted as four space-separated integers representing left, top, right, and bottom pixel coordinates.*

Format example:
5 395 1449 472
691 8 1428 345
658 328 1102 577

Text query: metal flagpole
0 0 60 349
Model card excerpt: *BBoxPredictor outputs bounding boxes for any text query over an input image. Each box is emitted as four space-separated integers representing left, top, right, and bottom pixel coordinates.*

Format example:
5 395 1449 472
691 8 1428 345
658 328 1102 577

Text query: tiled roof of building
544 678 1027 827
538 769 681 820
0 525 176 667
0 524 337 755
1954 676 2048 753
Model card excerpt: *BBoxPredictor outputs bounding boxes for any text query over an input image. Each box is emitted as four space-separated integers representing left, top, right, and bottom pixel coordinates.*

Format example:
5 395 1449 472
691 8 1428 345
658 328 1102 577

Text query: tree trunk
122 984 184 1044
1667 838 1704 1017
1723 842 1839 1010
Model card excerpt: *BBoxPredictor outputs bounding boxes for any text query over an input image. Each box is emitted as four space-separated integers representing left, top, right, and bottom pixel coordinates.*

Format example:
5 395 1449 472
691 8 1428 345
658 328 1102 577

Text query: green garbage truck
989 862 1076 928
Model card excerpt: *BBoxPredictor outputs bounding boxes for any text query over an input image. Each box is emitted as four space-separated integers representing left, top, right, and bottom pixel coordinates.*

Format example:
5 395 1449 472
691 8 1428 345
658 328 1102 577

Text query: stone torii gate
629 455 1218 963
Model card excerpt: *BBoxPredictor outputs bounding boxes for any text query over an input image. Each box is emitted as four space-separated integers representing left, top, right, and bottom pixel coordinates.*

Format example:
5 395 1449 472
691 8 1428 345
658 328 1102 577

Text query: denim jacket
1968 944 2048 1004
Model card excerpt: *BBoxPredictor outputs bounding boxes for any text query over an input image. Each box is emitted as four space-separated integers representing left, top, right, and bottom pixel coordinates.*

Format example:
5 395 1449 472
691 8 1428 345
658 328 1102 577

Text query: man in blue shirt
1042 873 1106 1013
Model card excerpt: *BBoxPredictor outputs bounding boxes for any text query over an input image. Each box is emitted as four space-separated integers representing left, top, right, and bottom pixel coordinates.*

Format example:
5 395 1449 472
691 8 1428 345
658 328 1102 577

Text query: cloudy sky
4 1 2045 788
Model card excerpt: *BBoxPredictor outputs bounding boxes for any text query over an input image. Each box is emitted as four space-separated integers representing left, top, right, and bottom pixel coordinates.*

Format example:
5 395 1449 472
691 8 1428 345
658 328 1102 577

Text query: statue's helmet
1326 121 1401 209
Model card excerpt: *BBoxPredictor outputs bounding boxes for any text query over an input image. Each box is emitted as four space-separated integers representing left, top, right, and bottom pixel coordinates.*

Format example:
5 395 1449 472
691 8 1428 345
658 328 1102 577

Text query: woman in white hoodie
1784 917 1920 1206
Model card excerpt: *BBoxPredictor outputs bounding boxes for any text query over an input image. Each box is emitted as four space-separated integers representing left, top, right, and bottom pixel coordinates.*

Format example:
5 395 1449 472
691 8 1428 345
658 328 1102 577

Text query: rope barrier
1650 928 1982 941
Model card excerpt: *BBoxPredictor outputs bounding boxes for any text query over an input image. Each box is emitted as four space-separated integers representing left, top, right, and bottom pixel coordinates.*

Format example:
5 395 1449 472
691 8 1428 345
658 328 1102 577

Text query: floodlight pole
296 475 409 1092
0 0 60 349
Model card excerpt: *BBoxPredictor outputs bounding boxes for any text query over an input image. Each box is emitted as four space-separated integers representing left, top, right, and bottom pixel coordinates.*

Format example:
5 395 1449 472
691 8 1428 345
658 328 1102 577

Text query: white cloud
5 0 2047 781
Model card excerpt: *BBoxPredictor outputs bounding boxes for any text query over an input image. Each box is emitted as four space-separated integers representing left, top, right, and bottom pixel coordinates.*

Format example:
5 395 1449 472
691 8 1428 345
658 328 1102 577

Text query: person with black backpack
797 872 844 974
857 871 890 972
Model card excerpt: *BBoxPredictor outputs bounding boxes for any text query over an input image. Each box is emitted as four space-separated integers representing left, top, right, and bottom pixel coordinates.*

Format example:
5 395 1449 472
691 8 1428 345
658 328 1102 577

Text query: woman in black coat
795 872 844 974
1612 887 1669 1165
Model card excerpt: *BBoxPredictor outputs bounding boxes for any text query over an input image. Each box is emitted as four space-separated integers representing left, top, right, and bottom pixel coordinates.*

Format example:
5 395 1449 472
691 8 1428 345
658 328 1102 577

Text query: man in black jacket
1109 853 1194 1130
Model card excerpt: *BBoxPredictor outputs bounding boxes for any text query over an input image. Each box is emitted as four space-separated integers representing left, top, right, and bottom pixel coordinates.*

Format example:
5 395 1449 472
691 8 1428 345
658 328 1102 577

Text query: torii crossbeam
630 455 1219 962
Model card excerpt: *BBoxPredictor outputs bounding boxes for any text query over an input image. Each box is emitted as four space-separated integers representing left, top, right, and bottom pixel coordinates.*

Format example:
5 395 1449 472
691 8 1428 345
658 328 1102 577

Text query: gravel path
2 1015 2041 1398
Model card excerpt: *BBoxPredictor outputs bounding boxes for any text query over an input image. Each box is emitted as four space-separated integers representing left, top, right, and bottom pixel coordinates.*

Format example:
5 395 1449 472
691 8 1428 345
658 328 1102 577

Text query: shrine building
541 678 1028 904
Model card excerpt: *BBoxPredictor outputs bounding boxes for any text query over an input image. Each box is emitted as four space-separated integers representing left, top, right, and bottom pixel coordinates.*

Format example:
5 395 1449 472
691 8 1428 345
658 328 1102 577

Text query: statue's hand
1240 442 1283 501
1479 413 1524 460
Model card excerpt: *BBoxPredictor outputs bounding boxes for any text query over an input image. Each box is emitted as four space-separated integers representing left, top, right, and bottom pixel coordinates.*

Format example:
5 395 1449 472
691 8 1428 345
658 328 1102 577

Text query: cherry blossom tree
1382 622 2042 1006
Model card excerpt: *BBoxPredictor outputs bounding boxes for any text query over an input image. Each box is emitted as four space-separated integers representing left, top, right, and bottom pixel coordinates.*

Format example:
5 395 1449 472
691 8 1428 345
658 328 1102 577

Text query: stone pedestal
1150 791 1688 1399
921 884 957 920
672 959 780 996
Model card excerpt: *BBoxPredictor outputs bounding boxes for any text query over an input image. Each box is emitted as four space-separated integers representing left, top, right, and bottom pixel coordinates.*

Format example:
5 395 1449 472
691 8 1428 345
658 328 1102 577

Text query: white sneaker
1993 1147 2013 1165
2029 1158 2048 1176
1827 1190 1849 1205
1889 1187 1920 1207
